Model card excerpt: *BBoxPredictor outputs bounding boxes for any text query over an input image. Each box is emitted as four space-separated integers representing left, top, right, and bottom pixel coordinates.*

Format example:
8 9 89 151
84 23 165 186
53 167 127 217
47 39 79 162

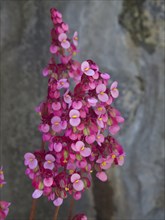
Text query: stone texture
0 0 164 220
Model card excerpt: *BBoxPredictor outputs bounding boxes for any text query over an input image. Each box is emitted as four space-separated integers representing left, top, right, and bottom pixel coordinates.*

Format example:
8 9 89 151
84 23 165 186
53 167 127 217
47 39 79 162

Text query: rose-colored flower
0 201 11 219
81 61 95 76
24 153 38 169
69 109 81 126
73 31 78 47
57 79 69 89
96 84 108 102
71 141 91 157
32 189 43 199
53 197 63 206
96 171 107 182
58 33 70 49
71 173 84 191
110 81 119 98
51 116 62 132
44 154 55 170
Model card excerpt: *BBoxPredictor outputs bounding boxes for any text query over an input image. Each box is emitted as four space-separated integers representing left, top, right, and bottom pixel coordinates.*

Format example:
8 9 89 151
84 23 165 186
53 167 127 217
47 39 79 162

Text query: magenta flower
110 81 119 98
54 143 63 152
44 154 55 170
24 153 38 169
95 105 106 115
96 171 107 182
69 109 81 126
96 157 113 170
58 33 70 49
96 84 108 102
43 177 53 187
87 97 98 106
0 201 11 219
57 78 69 90
40 124 50 133
52 102 61 111
81 61 95 76
50 44 58 54
71 173 84 191
73 31 78 47
96 133 104 146
71 141 91 157
51 116 62 132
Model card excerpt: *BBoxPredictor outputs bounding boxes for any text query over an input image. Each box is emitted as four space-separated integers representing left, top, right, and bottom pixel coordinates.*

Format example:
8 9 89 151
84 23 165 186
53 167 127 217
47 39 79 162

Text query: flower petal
32 189 43 199
71 173 80 183
73 180 84 191
69 118 81 126
53 198 63 206
81 148 91 157
96 172 107 182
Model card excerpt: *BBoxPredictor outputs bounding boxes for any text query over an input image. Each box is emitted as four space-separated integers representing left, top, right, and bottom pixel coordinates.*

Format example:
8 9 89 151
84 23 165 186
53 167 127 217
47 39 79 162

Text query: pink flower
53 197 63 206
96 84 108 102
109 124 120 135
40 124 50 133
64 90 72 104
71 173 84 191
52 102 61 111
0 168 6 187
24 153 38 169
96 157 113 170
58 33 70 49
72 101 82 110
57 79 69 89
71 141 91 157
100 73 110 80
72 213 88 220
110 81 119 98
96 133 104 146
73 31 78 47
51 116 62 132
87 98 98 107
54 143 63 152
81 61 95 76
0 201 11 219
44 154 55 170
69 109 81 126
50 44 58 54
95 105 106 115
43 177 53 187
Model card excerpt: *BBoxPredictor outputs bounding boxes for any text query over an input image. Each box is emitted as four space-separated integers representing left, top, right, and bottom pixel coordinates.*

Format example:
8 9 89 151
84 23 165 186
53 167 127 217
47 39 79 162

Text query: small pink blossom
71 173 84 191
57 79 69 89
32 189 43 199
96 133 104 146
0 201 11 219
40 124 50 133
96 84 108 102
71 141 91 157
81 61 95 76
73 31 78 47
87 98 98 106
44 154 55 170
24 153 38 169
96 172 107 182
58 33 70 49
53 197 63 206
110 81 119 98
51 116 62 132
69 109 81 126
50 45 58 54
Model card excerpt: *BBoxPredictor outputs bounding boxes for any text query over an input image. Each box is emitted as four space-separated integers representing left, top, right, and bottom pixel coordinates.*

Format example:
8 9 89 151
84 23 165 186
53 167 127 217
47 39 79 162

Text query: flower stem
29 199 37 220
53 206 60 220
68 197 74 220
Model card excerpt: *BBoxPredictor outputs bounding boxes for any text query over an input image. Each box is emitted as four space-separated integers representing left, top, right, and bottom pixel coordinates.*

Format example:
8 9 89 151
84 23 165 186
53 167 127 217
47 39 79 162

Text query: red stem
29 199 37 220
53 206 60 220
68 197 74 220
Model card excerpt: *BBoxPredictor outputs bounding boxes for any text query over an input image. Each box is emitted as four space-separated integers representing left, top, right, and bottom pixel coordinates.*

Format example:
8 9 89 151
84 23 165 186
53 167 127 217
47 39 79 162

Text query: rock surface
0 0 164 220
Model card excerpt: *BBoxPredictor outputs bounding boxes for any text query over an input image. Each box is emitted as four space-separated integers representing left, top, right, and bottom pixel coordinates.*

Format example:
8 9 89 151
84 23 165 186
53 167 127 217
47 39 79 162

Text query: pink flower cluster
24 8 125 208
0 167 11 220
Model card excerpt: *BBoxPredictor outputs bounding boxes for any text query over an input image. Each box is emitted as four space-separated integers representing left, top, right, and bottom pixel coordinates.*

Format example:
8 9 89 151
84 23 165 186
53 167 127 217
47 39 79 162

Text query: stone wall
0 0 164 219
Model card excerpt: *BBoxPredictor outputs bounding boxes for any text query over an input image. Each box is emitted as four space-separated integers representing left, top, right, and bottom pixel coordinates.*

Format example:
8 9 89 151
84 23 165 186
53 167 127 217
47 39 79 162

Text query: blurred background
0 0 164 219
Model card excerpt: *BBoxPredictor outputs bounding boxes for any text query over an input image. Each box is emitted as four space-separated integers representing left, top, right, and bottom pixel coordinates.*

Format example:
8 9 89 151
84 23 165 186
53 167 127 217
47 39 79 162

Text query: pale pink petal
85 69 95 76
110 81 118 90
101 73 110 79
29 159 38 169
61 40 70 49
71 143 78 152
53 198 63 206
73 180 84 191
87 98 98 106
116 116 125 123
71 173 80 183
45 154 55 162
52 102 61 111
54 143 62 152
96 172 107 182
44 161 54 170
51 116 61 124
32 189 43 199
75 141 84 151
73 192 82 200
58 33 67 42
69 109 80 118
40 124 50 133
72 101 82 110
69 118 81 126
81 61 89 72
43 177 53 187
96 84 106 93
42 68 49 77
111 88 119 98
98 93 109 102
80 148 91 157
117 155 125 166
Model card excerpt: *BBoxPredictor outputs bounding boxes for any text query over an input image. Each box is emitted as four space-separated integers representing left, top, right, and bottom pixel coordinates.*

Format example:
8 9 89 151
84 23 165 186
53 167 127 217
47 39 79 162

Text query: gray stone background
0 0 164 220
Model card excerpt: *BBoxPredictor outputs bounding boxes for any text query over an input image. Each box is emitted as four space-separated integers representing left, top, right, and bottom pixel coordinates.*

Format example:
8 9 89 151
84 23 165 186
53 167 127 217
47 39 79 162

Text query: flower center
98 107 103 111
98 117 102 121
75 179 79 183
84 67 89 71
54 122 59 125
30 158 34 162
97 135 101 139
65 187 69 191
48 160 52 164
62 39 66 43
60 82 64 85
102 161 106 166
119 156 124 160
100 91 104 95
112 154 116 159
74 37 78 41
81 146 85 151
72 115 77 119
